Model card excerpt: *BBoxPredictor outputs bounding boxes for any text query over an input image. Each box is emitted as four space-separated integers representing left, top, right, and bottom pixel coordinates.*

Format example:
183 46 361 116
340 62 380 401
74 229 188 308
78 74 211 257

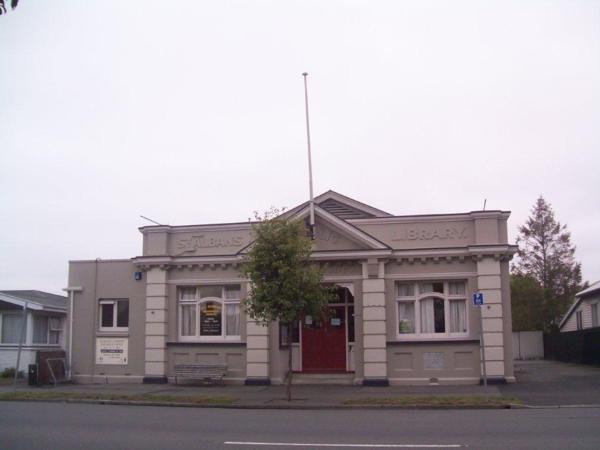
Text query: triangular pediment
290 205 389 251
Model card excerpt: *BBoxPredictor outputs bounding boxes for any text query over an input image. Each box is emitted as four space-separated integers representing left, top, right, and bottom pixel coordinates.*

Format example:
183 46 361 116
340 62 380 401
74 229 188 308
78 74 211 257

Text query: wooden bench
174 363 228 385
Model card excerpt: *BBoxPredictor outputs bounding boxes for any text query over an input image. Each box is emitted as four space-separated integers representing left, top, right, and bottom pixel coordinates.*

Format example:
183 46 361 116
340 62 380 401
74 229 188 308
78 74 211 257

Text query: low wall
512 331 544 360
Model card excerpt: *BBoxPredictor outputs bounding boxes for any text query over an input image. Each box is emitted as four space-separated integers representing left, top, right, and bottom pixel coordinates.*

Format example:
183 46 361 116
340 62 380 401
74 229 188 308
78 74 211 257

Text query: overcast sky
1 1 598 295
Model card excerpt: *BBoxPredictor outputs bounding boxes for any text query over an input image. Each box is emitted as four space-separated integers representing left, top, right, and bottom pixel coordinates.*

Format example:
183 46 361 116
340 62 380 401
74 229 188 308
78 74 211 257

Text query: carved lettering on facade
392 226 468 242
314 228 341 244
176 234 244 255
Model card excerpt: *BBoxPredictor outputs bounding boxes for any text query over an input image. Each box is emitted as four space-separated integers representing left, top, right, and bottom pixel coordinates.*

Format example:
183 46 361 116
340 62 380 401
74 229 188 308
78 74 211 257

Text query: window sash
178 284 241 341
396 281 468 338
33 316 49 344
1 314 25 344
99 300 129 330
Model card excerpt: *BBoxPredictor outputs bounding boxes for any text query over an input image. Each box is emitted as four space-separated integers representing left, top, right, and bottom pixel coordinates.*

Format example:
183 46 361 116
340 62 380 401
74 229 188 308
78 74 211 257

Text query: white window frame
32 315 63 345
0 312 26 345
178 285 241 342
591 303 599 328
576 310 583 330
395 280 469 340
99 299 129 332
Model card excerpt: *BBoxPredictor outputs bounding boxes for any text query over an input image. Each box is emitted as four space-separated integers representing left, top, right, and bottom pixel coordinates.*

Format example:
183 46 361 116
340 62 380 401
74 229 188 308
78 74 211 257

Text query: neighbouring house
559 281 600 332
66 190 517 386
0 290 67 372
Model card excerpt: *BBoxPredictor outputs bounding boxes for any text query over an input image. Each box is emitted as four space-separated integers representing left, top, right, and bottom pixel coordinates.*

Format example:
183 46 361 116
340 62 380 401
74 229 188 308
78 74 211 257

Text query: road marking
225 442 464 448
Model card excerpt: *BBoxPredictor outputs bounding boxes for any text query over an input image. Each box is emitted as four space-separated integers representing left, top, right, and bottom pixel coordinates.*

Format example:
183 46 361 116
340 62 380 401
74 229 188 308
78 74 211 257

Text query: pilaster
245 317 270 385
361 258 389 386
143 268 168 383
476 257 506 381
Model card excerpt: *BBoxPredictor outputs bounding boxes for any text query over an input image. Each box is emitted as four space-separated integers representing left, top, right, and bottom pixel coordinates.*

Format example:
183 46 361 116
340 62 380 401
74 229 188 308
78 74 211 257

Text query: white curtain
180 287 196 301
450 300 466 333
420 298 435 333
398 302 415 333
225 286 241 300
181 304 196 336
226 303 240 336
33 315 49 344
1 314 25 344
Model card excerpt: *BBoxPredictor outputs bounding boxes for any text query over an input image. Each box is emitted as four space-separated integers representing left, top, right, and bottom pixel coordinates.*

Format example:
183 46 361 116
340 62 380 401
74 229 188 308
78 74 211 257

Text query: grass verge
343 395 521 407
0 391 235 405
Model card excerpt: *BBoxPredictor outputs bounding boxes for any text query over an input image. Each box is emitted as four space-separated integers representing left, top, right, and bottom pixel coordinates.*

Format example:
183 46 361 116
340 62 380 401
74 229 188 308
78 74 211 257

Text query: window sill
167 341 246 346
388 338 480 345
97 331 129 337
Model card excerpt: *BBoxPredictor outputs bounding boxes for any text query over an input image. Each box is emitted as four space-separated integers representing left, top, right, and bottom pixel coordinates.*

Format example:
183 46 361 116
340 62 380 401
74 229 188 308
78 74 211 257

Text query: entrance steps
291 372 354 385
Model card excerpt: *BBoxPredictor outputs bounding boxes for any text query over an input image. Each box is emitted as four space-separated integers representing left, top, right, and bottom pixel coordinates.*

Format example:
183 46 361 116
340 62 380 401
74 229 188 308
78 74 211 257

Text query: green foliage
0 0 19 16
513 197 583 330
510 274 545 331
243 208 332 326
0 367 25 378
243 207 333 400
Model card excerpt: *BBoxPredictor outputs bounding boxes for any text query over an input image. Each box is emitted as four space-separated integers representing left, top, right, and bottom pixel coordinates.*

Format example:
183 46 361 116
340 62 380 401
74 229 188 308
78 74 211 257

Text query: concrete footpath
1 360 599 409
0 379 509 409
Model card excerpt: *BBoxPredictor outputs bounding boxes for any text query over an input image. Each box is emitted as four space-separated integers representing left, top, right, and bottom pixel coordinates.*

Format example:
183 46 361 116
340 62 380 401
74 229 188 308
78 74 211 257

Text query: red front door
302 306 346 371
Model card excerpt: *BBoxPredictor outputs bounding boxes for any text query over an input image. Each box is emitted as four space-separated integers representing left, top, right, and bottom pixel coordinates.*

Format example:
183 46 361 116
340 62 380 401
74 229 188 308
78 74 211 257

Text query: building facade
0 290 66 371
67 191 517 385
559 281 600 332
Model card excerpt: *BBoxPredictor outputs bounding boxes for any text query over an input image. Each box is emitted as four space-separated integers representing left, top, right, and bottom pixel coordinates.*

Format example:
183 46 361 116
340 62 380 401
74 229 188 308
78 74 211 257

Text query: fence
512 331 544 360
544 327 600 365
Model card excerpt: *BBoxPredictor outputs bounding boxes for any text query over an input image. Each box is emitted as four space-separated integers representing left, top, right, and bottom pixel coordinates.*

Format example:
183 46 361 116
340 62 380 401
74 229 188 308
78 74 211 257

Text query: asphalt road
1 402 599 449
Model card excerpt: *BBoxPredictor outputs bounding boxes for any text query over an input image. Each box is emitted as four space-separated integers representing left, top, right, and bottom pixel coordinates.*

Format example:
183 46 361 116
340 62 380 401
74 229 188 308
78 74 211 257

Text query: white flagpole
302 72 315 240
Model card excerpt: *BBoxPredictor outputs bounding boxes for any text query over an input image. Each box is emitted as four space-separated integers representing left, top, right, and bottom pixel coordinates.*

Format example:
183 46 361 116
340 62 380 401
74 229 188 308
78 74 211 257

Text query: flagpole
302 72 315 240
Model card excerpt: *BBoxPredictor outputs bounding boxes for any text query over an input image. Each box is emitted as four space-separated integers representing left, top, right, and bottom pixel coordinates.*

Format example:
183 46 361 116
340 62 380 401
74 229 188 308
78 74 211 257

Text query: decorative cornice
133 243 517 270
392 244 517 265
139 223 253 234
349 210 511 225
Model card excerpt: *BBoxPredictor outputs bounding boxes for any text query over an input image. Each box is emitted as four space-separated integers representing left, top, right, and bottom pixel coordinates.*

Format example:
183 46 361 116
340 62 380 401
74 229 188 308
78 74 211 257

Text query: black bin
28 364 38 386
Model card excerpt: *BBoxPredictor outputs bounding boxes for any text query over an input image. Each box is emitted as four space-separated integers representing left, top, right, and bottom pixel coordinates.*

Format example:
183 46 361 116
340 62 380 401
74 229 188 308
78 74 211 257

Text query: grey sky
1 1 598 295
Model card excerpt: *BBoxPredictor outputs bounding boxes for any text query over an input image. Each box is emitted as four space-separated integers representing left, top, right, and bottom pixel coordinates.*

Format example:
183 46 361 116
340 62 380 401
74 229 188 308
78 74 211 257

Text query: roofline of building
0 292 67 312
559 280 600 329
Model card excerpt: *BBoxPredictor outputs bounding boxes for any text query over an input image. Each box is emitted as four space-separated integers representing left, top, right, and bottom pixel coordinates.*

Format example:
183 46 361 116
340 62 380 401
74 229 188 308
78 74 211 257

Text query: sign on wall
96 338 128 365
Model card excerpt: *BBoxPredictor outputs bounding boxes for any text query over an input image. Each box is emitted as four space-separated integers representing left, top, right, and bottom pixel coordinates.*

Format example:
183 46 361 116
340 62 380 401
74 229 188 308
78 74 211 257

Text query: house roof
0 290 67 312
575 280 600 298
558 280 600 329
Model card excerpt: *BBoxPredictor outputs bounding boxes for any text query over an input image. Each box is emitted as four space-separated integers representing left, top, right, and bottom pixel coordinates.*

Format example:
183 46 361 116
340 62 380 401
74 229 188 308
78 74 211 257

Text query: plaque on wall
423 352 444 370
96 338 128 365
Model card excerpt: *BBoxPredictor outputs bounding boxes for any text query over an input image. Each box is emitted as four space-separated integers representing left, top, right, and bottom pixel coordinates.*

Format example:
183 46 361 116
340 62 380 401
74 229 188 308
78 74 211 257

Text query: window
99 299 129 331
179 285 241 341
1 314 25 344
33 315 63 344
396 281 468 338
576 310 583 330
279 321 300 347
592 304 599 328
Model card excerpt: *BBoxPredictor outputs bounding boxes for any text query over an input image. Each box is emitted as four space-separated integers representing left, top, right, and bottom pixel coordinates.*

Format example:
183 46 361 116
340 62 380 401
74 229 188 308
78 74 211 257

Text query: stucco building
66 191 517 385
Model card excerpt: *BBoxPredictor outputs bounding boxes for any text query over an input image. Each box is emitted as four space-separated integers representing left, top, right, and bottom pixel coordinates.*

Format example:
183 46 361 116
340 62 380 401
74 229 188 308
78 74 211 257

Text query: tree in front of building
513 197 583 331
0 0 19 15
243 209 332 400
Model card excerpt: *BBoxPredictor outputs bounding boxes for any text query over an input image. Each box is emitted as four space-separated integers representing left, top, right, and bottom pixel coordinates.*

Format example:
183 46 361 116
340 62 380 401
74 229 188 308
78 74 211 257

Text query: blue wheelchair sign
473 292 484 306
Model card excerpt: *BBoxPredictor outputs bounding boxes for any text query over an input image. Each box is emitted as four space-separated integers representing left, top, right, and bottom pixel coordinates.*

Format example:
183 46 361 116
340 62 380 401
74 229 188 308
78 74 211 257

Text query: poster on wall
200 302 222 336
96 338 128 365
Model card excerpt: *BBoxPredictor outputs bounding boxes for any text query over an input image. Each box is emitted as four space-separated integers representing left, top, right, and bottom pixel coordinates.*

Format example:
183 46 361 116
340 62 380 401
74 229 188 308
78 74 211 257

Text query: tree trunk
287 322 293 401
